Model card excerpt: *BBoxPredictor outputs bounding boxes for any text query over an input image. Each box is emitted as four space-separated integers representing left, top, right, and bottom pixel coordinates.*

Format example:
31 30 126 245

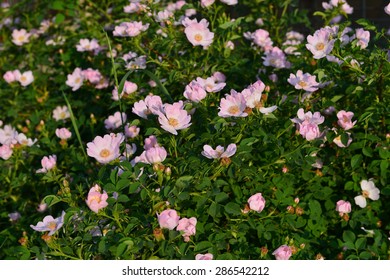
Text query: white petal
354 195 367 208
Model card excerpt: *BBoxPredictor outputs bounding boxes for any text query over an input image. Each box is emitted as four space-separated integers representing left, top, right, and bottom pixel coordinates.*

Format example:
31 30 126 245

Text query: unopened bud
153 228 165 241
295 206 304 216
260 246 268 257
287 205 295 214
221 157 232 166
294 197 300 204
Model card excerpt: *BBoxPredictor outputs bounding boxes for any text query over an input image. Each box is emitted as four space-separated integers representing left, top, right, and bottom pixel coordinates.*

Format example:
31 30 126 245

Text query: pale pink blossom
291 109 324 141
52 105 70 121
242 80 266 109
82 68 103 84
248 193 266 213
220 0 238 5
12 29 31 46
354 179 380 208
66 67 84 91
201 0 215 7
0 124 18 145
273 245 292 260
385 3 390 15
55 128 72 140
354 28 370 49
287 70 319 92
30 211 65 236
15 133 37 146
212 72 226 83
183 17 214 49
218 90 248 118
333 133 352 147
0 145 13 160
36 155 57 173
262 47 290 68
3 70 17 83
336 200 351 216
306 28 335 59
157 209 180 230
196 76 226 93
124 1 147 13
76 38 100 52
144 135 159 150
16 70 34 87
132 95 164 119
176 217 197 242
144 146 167 164
225 40 235 50
112 81 138 101
157 101 191 135
195 253 213 260
86 184 109 213
260 105 278 115
249 29 273 51
86 133 125 164
183 81 207 102
202 143 237 159
337 110 356 130
124 124 140 138
104 111 127 130
113 21 149 37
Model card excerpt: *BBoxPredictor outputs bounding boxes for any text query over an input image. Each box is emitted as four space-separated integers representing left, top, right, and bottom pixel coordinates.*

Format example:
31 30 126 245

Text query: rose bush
0 0 389 260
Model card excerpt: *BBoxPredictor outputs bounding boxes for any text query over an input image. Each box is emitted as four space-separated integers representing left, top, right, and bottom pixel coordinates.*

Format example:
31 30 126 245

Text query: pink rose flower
218 90 248 118
247 193 266 213
183 81 207 102
262 47 290 69
157 209 180 230
124 124 140 138
12 29 31 46
0 144 13 160
55 128 72 140
202 143 237 159
176 217 197 242
86 184 109 213
17 70 34 87
3 70 17 83
336 200 351 216
157 101 192 135
36 155 57 173
183 17 214 49
195 253 213 260
144 146 167 164
354 28 370 49
241 80 266 109
272 245 292 260
337 110 356 130
287 70 319 92
306 27 335 59
66 67 84 91
30 211 65 236
104 111 127 130
86 133 124 164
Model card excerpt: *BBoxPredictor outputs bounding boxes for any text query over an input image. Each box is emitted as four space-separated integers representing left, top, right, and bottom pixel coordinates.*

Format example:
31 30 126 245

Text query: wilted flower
272 245 292 260
157 209 180 230
354 179 380 208
30 211 65 236
36 155 57 173
86 133 124 164
86 184 109 213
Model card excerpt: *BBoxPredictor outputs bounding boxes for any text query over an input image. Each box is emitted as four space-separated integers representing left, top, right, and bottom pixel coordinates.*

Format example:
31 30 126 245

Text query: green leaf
194 241 213 252
343 230 356 243
51 0 64 10
224 202 242 216
208 202 219 218
309 200 322 218
362 147 373 157
351 154 363 169
55 13 65 24
43 195 62 208
117 70 134 95
215 192 229 203
175 175 193 188
355 238 367 250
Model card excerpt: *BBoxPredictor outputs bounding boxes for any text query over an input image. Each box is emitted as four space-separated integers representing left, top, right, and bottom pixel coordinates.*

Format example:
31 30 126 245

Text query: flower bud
153 228 165 241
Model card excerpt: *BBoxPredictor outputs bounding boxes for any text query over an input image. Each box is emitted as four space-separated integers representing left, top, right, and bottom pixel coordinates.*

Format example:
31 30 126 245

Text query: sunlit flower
182 17 214 49
111 81 138 101
16 70 34 87
12 29 31 46
273 245 292 260
242 80 266 109
306 28 335 59
176 217 197 242
3 70 17 83
354 179 380 208
86 184 109 213
202 143 237 159
221 0 238 5
30 211 65 236
157 209 180 230
15 133 37 146
157 101 191 135
144 146 168 164
124 124 140 138
66 67 84 91
218 90 248 118
333 133 352 147
132 95 163 119
36 155 57 173
52 105 70 121
287 70 319 92
200 0 215 7
86 133 124 164
337 110 356 130
196 76 226 93
183 81 207 102
291 108 324 141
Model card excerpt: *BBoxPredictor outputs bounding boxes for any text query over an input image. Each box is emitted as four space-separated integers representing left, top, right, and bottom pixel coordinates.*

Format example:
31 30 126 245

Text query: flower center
343 116 349 123
47 221 57 231
298 80 307 87
99 149 111 158
59 112 67 119
316 43 325 50
18 35 25 42
194 34 203 42
228 105 240 115
362 190 369 198
168 118 179 127
75 77 81 84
